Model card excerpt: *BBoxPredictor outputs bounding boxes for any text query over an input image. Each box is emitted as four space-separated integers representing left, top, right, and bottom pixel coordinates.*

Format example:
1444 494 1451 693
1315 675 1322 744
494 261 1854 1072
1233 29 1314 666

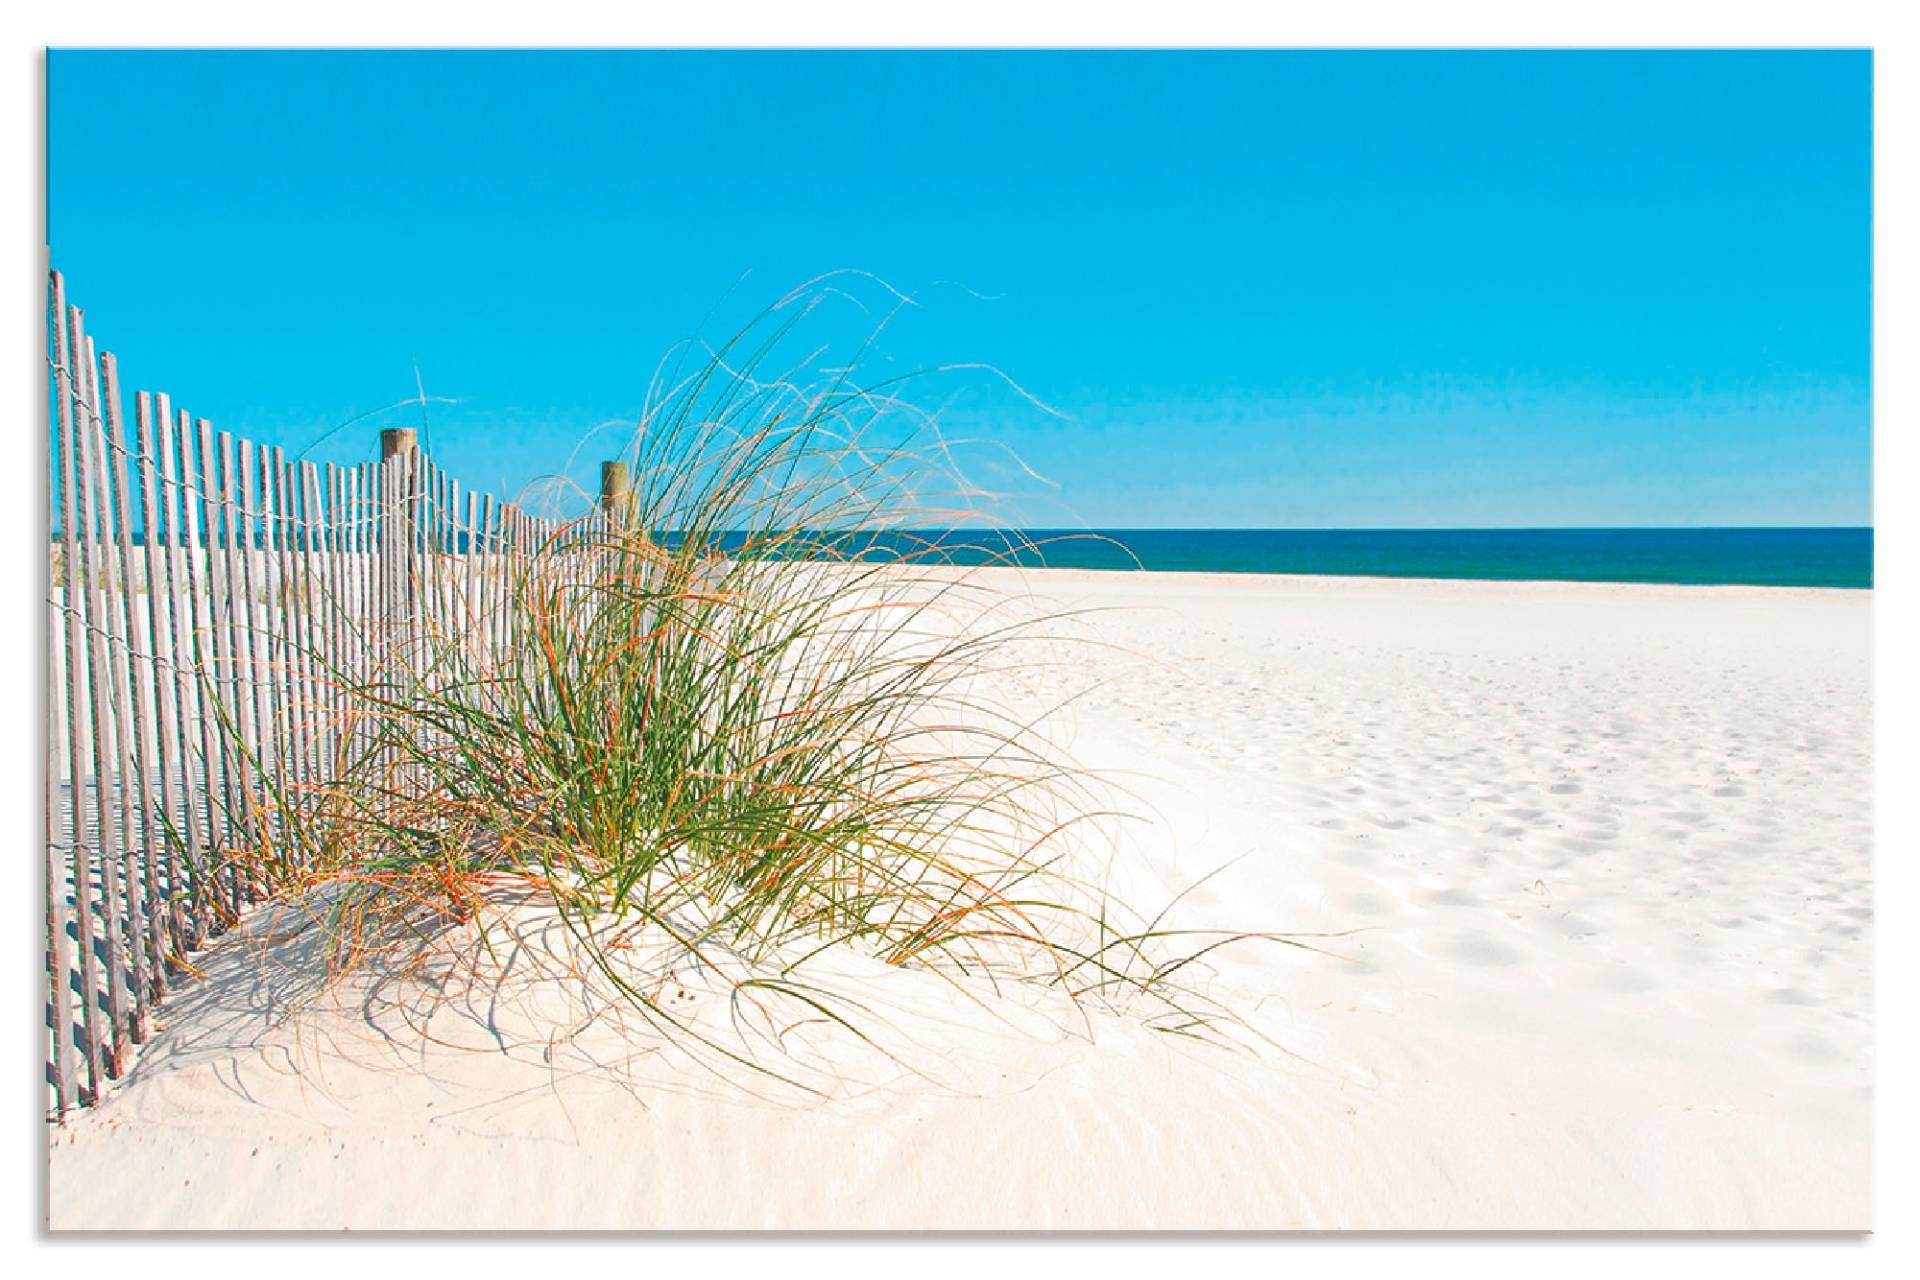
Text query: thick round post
600 460 632 529
380 428 418 460
377 428 422 715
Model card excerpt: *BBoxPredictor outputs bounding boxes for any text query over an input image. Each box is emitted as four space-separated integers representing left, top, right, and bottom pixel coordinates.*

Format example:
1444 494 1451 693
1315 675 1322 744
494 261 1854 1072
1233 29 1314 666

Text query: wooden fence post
600 460 632 530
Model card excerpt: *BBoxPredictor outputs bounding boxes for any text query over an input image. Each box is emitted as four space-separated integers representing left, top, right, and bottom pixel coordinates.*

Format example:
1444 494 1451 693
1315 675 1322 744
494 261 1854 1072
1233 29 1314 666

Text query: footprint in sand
1593 964 1655 993
1450 933 1522 967
1546 913 1600 941
1784 1032 1842 1064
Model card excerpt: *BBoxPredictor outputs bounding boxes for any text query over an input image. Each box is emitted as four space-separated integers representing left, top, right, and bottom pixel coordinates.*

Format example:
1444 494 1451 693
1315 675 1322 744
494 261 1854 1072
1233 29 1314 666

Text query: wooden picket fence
43 268 589 1117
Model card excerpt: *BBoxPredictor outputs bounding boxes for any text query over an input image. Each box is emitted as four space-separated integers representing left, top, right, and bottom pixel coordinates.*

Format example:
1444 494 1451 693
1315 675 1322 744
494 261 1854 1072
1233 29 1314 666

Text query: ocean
68 526 1873 589
891 527 1874 589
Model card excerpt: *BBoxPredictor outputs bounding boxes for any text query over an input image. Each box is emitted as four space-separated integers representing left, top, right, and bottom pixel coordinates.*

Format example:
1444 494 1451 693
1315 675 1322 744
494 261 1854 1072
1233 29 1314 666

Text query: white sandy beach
46 570 1872 1231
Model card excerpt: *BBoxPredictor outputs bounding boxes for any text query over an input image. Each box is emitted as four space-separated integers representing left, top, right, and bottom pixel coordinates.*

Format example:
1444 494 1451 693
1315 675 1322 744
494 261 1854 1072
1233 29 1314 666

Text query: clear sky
47 49 1871 528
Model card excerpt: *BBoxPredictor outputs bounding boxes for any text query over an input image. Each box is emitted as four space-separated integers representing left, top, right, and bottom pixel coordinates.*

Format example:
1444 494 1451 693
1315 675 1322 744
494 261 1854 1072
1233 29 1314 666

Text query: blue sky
47 49 1871 527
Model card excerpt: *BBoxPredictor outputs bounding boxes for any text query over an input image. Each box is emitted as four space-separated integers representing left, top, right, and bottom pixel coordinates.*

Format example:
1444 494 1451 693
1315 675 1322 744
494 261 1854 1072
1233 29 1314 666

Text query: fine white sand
46 571 1872 1230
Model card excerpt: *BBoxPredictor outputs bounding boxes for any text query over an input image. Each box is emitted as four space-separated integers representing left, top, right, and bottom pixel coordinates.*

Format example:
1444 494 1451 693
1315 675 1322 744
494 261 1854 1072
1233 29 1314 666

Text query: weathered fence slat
70 313 135 1075
234 444 271 892
478 493 498 664
281 456 313 840
100 354 164 1013
92 345 155 1031
317 462 345 787
180 411 223 943
45 592 76 1114
295 458 325 844
260 454 289 840
201 423 244 913
48 272 101 1113
261 450 297 849
135 392 189 956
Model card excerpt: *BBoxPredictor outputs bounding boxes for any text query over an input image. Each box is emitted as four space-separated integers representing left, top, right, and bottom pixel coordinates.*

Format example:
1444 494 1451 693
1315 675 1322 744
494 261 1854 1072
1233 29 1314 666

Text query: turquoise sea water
83 526 1873 588
893 528 1873 588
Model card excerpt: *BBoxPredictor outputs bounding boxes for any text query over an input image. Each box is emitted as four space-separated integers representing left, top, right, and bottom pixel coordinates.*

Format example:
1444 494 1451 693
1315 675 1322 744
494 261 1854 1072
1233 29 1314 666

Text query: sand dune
47 571 1872 1230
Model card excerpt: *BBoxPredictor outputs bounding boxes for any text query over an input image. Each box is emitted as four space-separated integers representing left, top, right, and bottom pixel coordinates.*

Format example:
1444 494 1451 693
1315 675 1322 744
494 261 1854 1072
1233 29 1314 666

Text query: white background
2 3 1911 1273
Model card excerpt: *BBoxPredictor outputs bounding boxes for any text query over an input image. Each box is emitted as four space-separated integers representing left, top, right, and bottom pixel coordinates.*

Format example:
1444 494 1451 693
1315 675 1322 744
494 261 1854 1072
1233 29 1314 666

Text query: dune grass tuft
202 295 1304 1093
